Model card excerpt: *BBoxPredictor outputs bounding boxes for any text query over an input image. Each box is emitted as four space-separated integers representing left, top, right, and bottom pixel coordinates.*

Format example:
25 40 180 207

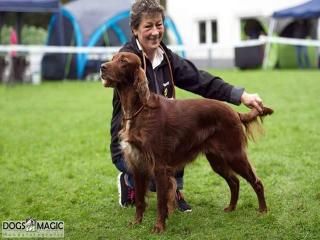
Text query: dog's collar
116 88 146 121
123 104 145 121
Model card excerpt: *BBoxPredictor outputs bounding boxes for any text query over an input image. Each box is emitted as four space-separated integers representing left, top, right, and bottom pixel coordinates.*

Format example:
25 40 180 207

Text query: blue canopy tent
0 0 63 44
273 0 320 19
0 0 63 82
43 0 184 80
264 0 320 68
0 0 60 12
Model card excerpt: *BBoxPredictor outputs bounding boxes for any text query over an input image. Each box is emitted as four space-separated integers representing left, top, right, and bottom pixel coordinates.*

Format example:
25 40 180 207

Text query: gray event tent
43 0 183 80
264 0 320 68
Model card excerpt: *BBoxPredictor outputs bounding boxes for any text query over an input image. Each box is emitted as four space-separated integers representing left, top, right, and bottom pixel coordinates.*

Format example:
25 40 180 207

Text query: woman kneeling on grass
109 0 264 212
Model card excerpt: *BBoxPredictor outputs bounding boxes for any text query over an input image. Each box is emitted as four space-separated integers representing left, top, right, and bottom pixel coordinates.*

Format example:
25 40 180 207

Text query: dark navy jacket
110 37 244 163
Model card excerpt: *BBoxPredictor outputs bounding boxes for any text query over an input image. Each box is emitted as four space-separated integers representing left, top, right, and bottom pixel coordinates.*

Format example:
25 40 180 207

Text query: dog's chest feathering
119 120 149 173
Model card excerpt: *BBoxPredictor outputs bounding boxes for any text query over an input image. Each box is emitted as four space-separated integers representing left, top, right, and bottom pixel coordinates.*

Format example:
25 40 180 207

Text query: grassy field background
1 70 320 239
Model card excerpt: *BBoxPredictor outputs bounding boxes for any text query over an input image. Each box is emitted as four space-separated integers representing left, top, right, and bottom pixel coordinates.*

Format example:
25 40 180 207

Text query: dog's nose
100 64 107 71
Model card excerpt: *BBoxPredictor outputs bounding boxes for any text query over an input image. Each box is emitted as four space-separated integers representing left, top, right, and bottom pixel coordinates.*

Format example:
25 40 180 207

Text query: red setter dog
101 52 273 233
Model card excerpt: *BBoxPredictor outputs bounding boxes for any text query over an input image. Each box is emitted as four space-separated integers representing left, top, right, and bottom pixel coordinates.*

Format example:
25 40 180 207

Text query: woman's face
133 13 164 54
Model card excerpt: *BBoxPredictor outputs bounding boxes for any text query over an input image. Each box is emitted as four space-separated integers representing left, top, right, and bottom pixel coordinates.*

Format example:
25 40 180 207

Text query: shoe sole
181 209 192 213
117 173 126 208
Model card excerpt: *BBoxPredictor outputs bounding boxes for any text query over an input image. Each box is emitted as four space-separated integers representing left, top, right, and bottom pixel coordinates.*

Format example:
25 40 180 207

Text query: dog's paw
128 217 142 228
223 205 236 212
151 223 165 234
258 207 268 214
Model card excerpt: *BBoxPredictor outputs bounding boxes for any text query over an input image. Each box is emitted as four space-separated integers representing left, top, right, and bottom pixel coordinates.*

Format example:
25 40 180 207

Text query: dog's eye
120 58 128 64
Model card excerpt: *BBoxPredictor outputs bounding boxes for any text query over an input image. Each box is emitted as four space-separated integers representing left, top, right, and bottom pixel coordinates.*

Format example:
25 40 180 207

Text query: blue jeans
296 45 310 68
114 156 184 191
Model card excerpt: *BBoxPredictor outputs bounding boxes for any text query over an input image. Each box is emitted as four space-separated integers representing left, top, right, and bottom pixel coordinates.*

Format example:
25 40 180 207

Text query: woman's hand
240 91 264 113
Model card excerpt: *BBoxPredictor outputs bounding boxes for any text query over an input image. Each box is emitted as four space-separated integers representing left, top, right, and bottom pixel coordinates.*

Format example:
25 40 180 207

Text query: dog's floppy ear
133 67 150 104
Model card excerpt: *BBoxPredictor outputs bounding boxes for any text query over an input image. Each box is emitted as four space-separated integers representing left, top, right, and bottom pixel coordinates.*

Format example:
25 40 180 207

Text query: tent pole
318 18 320 68
0 13 3 44
263 18 276 69
16 12 22 44
57 12 64 45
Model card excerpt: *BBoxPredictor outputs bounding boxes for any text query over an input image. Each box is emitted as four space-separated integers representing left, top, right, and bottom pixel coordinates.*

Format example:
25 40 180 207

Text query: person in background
244 19 266 40
9 28 18 57
293 19 311 69
316 29 320 68
109 0 264 212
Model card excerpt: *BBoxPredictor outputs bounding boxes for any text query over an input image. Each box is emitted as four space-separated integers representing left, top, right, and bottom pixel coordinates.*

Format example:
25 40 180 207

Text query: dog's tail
238 107 274 141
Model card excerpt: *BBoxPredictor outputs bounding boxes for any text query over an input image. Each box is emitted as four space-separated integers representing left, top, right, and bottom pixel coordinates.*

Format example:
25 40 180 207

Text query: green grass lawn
1 70 320 239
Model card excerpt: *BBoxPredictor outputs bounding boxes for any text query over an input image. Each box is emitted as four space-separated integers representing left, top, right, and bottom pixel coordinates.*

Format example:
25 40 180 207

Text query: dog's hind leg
229 153 267 213
132 171 149 225
206 153 240 212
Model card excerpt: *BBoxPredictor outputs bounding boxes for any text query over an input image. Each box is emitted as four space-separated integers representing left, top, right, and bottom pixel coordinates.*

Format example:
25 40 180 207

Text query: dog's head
100 52 150 104
100 52 143 88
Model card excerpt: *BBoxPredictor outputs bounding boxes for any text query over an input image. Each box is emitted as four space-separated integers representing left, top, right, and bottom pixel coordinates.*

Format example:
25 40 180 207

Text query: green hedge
278 44 317 68
0 25 47 45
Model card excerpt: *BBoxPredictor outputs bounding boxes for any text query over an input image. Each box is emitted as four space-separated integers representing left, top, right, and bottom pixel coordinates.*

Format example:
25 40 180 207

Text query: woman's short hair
130 0 165 30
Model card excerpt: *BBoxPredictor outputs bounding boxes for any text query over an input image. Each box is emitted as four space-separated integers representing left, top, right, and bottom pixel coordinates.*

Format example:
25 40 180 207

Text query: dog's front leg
152 167 169 234
131 171 148 226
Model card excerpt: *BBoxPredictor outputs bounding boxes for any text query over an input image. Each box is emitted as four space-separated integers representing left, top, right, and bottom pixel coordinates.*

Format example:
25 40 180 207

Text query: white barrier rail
0 37 320 54
0 37 319 84
0 45 121 54
264 36 320 47
235 36 320 47
0 44 188 54
0 37 319 55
